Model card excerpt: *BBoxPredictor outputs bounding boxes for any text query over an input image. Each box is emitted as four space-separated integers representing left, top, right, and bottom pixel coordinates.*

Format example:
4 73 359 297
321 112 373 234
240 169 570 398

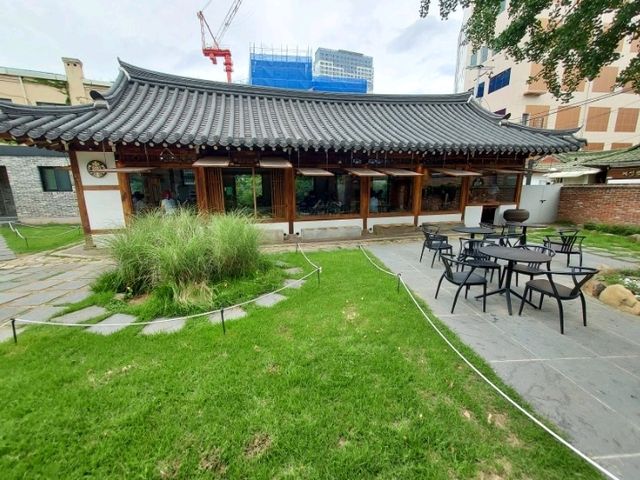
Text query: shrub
95 211 265 303
583 223 640 236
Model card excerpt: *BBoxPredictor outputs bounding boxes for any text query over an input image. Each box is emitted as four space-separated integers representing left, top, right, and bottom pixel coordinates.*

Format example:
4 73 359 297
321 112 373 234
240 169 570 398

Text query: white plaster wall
76 151 118 186
366 216 415 228
257 222 288 232
519 184 561 223
419 213 462 224
464 206 482 226
293 218 362 234
84 190 125 230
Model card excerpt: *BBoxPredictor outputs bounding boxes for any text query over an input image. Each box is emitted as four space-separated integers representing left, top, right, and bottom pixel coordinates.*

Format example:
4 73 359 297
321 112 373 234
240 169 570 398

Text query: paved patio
369 240 640 480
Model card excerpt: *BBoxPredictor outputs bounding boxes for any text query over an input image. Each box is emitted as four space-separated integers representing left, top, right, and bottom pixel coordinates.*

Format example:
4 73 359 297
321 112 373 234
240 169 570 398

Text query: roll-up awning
101 167 154 173
192 158 230 167
485 168 522 174
429 168 482 177
345 168 386 177
545 168 600 178
259 159 293 168
375 168 421 177
297 168 334 176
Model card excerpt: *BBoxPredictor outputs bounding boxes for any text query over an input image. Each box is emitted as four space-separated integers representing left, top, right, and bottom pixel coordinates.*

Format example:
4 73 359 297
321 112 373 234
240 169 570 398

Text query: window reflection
370 177 413 213
422 174 461 211
222 168 285 218
296 172 360 216
469 174 518 203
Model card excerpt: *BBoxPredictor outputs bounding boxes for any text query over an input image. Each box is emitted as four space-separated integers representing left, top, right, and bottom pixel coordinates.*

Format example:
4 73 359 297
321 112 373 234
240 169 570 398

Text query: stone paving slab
284 278 306 289
283 267 303 276
19 306 64 322
141 318 185 335
53 306 107 325
8 290 68 307
0 291 28 304
0 306 28 322
209 307 247 324
56 279 92 291
255 293 286 307
87 314 137 335
53 289 92 305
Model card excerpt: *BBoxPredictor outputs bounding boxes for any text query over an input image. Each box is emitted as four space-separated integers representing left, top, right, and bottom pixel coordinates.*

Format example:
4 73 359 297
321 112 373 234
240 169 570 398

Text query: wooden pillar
195 167 208 212
115 158 133 225
285 167 295 235
68 148 94 248
460 176 471 222
412 165 424 226
360 177 370 231
514 173 524 207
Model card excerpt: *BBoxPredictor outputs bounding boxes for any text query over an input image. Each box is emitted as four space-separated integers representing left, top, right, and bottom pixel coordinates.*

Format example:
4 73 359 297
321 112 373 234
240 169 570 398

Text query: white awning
345 168 386 177
375 168 421 177
192 158 230 167
259 159 293 168
429 168 482 177
297 168 334 176
545 168 600 178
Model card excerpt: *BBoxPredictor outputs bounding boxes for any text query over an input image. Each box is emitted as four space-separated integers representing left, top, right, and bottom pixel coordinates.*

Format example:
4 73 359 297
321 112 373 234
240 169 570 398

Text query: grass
0 250 599 479
601 268 640 295
0 223 83 254
528 226 640 259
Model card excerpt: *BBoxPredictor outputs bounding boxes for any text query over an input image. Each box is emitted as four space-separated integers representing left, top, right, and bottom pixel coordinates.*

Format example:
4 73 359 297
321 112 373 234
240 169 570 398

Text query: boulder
599 284 640 315
584 279 607 298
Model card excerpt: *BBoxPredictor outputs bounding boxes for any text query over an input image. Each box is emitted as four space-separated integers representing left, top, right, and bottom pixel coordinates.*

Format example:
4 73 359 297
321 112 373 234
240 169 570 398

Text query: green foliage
95 211 267 308
0 224 83 254
583 222 640 236
601 268 640 295
420 0 640 100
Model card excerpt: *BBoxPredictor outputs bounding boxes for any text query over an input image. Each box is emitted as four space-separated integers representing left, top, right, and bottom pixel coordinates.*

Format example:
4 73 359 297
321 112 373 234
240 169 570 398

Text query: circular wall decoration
87 160 108 178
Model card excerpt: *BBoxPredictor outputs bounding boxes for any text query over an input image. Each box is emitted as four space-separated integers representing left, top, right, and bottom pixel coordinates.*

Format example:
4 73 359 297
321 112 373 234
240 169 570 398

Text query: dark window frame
488 68 511 93
38 166 73 192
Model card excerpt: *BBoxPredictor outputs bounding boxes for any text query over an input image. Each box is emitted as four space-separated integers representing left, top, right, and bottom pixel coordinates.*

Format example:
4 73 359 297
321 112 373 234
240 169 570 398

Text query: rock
584 279 606 298
628 234 640 243
114 293 126 301
599 284 640 315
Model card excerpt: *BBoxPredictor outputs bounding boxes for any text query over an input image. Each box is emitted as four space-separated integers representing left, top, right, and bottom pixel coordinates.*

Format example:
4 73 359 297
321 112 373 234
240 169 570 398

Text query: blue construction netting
250 54 313 90
312 76 367 94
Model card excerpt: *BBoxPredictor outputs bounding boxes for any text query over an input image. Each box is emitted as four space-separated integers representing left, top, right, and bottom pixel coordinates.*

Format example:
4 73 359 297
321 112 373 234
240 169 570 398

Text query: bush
95 211 266 304
583 223 640 236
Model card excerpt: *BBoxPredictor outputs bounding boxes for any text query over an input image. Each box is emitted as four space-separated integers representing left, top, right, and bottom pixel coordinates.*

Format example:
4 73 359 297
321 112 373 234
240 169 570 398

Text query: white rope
13 247 320 328
358 245 621 480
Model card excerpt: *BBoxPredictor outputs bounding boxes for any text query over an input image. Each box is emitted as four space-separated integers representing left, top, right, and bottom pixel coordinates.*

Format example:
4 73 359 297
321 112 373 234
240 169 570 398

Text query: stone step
209 306 247 324
53 306 107 324
87 314 137 335
141 317 185 335
255 293 286 307
284 267 303 276
284 278 306 289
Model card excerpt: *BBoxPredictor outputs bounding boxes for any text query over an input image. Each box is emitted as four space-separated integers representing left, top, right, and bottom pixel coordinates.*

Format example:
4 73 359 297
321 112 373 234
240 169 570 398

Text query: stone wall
0 155 80 223
557 185 640 226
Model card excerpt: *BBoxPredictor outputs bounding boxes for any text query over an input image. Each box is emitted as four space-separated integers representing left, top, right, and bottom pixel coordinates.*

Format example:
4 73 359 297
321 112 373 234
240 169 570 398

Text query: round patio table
504 222 549 244
475 245 552 315
451 226 495 239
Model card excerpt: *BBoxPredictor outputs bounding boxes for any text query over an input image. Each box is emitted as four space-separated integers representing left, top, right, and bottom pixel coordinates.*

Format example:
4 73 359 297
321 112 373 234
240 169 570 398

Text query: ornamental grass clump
98 210 264 307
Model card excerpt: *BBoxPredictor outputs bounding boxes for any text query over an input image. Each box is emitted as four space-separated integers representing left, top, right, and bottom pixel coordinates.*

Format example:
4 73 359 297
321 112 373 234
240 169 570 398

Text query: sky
0 0 463 94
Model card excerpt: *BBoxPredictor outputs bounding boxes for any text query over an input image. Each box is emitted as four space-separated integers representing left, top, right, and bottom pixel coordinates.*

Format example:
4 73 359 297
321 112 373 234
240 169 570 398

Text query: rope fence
9 244 320 338
358 245 621 480
5 222 82 249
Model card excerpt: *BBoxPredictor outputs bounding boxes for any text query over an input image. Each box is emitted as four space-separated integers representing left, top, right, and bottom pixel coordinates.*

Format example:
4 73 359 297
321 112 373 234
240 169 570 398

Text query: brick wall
0 155 79 222
557 185 640 225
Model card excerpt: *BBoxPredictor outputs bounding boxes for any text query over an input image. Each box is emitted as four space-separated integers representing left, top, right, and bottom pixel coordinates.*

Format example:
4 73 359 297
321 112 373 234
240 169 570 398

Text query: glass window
370 176 413 214
469 174 518 204
222 168 285 219
129 168 197 214
422 174 462 212
488 68 511 93
296 171 360 217
39 166 72 192
476 81 485 98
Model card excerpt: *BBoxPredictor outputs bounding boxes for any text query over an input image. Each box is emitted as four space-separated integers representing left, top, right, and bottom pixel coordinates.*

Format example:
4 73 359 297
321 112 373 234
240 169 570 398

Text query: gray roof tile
0 60 585 154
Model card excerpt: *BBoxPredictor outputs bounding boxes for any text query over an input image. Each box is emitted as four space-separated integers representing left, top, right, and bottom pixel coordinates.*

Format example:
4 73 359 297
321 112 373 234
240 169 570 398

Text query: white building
314 48 374 92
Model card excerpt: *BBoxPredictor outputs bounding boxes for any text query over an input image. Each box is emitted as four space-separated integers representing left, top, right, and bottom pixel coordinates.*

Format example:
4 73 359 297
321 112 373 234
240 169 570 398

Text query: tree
420 0 640 101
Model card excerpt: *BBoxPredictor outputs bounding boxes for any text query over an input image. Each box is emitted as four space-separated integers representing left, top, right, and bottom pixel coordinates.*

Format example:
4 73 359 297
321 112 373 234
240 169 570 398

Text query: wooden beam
460 176 470 222
68 149 94 248
285 166 295 234
115 157 133 226
514 173 524 207
360 177 370 231
82 185 120 191
195 167 208 212
412 165 424 226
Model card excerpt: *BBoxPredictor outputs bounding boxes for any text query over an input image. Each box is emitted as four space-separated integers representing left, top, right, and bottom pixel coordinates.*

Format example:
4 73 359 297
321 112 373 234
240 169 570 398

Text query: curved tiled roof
0 60 585 154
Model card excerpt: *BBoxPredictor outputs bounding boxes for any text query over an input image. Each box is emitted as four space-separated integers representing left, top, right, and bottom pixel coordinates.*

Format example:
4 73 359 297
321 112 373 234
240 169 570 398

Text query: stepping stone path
53 306 107 324
141 317 185 335
274 260 290 268
284 278 305 289
284 267 303 276
0 235 16 262
209 307 247 324
19 306 64 322
53 289 92 305
255 292 286 307
87 313 137 335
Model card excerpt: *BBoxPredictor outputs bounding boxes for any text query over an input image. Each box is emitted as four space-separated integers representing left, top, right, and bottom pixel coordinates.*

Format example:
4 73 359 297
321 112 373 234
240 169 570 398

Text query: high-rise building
314 48 374 92
455 3 640 151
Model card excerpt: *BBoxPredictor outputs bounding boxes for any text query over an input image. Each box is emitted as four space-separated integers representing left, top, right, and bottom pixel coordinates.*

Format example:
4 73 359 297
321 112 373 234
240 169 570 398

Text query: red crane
197 0 243 83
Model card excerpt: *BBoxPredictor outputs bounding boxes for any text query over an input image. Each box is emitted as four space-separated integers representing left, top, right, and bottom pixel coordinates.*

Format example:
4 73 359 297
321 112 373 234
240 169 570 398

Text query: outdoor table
504 222 548 244
475 245 552 315
451 226 495 239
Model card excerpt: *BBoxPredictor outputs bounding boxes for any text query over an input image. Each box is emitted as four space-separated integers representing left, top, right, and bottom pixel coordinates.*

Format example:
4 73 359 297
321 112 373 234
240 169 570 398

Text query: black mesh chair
513 244 555 286
518 266 599 334
543 231 584 266
458 238 502 285
420 225 453 267
436 254 487 313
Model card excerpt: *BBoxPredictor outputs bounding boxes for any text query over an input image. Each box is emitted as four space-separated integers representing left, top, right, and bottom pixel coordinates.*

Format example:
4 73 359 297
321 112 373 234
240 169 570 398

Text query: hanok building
0 61 584 245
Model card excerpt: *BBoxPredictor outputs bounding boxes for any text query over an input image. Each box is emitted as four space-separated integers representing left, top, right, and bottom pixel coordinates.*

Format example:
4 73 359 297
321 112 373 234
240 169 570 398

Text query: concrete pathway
0 235 16 262
368 240 640 480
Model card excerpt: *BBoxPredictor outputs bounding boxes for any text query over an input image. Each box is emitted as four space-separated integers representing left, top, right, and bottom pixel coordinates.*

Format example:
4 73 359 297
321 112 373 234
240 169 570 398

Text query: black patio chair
420 225 453 267
518 266 599 334
436 254 487 313
458 238 502 285
543 231 584 266
513 244 555 287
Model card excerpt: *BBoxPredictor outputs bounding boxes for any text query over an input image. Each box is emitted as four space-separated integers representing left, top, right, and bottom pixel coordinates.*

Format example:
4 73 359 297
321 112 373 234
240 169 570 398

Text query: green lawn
0 250 599 479
528 227 640 259
0 223 83 254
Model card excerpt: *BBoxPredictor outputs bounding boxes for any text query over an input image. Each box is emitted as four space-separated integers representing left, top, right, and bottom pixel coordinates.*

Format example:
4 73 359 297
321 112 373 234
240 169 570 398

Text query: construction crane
197 0 243 83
